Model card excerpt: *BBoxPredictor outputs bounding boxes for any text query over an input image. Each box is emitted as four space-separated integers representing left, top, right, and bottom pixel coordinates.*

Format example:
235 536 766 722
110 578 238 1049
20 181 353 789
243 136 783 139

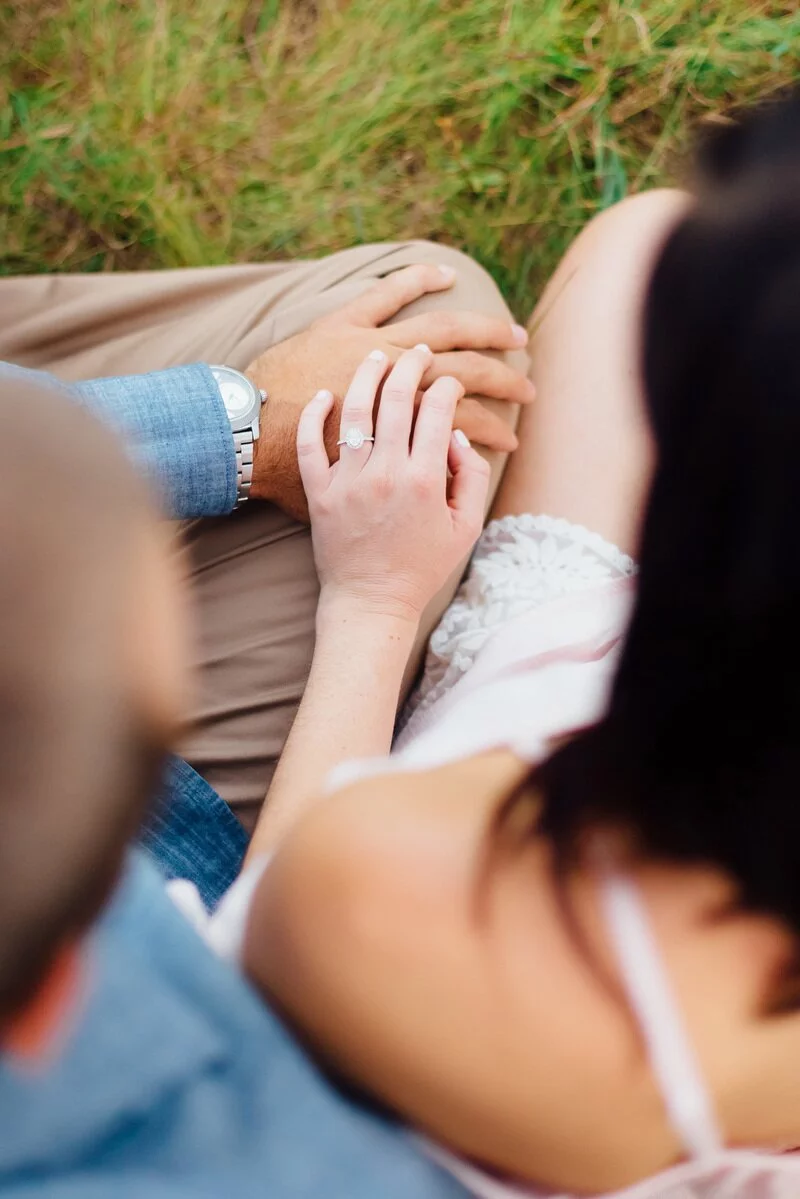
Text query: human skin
247 343 489 857
242 190 800 1193
243 264 533 520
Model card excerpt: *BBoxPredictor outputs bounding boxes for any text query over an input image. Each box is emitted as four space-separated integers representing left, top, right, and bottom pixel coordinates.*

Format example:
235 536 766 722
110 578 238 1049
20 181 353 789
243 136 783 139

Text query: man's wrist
243 365 276 503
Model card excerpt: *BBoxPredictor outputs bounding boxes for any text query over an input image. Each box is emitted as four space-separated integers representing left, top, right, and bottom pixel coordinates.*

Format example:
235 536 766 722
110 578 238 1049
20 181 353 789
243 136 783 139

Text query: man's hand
244 264 534 520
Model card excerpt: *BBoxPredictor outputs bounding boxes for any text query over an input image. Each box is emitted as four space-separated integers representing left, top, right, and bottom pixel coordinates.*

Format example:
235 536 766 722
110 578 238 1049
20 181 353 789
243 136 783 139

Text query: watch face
217 373 254 422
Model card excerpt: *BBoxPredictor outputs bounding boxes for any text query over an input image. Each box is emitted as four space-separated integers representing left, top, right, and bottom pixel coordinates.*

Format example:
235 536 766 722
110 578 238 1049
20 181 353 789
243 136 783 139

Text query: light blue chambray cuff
74 363 237 519
0 360 237 520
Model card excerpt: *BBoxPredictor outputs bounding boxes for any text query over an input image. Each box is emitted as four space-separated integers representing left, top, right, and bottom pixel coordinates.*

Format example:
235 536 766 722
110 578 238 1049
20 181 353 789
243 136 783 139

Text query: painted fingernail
414 342 431 353
368 349 385 362
512 323 528 345
453 429 471 448
438 264 456 281
313 389 333 401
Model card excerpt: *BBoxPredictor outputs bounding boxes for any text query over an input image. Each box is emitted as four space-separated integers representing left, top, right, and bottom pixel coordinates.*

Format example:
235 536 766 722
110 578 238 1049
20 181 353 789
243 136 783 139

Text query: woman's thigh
491 189 692 557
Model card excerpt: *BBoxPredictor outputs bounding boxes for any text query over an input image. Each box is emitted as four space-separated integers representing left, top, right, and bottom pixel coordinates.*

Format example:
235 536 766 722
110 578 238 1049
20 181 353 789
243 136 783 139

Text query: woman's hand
246 264 531 520
297 345 491 624
248 345 490 855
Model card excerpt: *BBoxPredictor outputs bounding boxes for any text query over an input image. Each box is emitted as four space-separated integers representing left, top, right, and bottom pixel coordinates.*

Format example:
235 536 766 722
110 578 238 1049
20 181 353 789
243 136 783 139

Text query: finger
392 310 528 353
452 397 519 453
411 375 463 472
297 389 336 501
336 349 387 478
448 431 492 530
373 344 433 457
427 350 536 405
335 263 456 327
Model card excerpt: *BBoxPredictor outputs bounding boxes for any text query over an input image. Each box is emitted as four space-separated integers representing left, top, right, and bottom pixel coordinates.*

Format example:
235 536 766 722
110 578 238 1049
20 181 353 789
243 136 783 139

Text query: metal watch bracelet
234 429 255 505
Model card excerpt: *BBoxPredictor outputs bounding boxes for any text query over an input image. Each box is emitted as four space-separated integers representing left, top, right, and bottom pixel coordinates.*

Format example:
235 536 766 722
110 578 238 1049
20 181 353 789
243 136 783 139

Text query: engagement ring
337 428 375 451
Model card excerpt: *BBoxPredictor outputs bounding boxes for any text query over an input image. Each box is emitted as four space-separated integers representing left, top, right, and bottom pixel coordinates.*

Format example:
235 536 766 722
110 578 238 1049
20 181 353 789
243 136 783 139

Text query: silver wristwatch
210 366 267 506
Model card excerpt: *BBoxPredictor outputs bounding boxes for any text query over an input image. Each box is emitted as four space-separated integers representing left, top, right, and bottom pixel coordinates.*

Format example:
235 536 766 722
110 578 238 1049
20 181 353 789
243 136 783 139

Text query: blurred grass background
1 0 797 314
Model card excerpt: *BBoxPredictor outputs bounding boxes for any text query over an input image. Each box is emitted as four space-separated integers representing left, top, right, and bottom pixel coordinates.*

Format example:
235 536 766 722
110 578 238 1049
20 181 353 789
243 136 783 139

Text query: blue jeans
139 755 248 908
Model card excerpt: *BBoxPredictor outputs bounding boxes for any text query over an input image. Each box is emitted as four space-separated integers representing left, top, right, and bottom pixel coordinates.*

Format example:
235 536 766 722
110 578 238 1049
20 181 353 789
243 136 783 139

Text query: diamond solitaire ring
336 428 375 451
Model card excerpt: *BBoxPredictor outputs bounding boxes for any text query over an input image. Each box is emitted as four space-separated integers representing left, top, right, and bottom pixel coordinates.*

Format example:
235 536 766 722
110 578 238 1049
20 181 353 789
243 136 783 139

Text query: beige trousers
0 241 524 832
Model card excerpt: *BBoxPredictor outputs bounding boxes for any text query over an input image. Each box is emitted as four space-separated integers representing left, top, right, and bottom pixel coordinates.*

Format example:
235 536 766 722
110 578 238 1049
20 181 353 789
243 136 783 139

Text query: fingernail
313 389 333 401
453 429 471 448
438 265 456 281
368 349 385 362
512 323 528 346
414 342 431 353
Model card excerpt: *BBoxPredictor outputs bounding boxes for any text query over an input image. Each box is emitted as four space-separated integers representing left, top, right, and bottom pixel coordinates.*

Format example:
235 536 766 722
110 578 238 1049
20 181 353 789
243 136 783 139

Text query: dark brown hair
533 91 800 937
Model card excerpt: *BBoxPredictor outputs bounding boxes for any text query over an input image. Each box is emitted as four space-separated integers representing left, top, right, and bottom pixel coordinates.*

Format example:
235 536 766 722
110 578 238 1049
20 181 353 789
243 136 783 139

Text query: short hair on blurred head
0 378 162 1026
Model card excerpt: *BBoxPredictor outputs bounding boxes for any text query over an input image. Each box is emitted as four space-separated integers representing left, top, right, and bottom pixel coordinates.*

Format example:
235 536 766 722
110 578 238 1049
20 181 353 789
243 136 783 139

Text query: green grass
2 0 798 314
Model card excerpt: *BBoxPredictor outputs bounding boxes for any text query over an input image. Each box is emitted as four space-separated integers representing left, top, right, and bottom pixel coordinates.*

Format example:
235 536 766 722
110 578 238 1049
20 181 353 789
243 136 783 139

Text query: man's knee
389 239 514 321
404 238 485 275
400 237 513 311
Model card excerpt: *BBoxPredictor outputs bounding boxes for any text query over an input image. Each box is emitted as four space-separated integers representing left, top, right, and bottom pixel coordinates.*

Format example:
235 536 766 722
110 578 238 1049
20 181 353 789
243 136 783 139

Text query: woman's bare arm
246 598 415 859
245 344 488 859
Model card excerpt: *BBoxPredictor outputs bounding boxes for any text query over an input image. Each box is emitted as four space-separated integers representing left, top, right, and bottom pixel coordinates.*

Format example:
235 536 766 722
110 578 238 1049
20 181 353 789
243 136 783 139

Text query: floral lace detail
396 514 637 748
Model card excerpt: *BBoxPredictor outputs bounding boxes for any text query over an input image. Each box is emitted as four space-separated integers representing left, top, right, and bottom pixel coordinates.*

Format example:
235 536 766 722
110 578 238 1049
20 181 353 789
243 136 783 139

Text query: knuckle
416 262 440 284
343 403 372 423
425 388 456 414
313 492 334 518
382 385 409 405
463 350 492 382
400 263 429 288
492 360 516 385
484 318 509 345
370 469 396 500
431 310 458 339
410 469 436 499
437 373 465 398
456 505 481 538
455 401 481 431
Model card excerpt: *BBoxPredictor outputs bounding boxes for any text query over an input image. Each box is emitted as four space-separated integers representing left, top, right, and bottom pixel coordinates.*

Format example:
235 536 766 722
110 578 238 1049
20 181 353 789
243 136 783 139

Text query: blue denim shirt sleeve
0 360 236 519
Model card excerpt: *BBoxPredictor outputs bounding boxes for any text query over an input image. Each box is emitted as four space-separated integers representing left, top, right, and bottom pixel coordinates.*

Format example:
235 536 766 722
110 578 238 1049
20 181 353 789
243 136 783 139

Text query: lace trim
395 513 637 750
483 513 638 577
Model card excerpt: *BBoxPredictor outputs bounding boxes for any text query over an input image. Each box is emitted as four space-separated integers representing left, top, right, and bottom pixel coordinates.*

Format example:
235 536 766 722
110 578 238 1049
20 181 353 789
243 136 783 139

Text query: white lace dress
397 513 637 749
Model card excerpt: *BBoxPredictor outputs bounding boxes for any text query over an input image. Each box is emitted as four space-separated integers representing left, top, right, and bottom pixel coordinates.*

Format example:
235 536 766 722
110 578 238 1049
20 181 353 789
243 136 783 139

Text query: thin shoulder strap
598 870 724 1159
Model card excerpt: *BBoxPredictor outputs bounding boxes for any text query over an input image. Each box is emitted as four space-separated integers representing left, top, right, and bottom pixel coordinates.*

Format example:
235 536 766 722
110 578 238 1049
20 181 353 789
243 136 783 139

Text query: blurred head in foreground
0 379 188 1058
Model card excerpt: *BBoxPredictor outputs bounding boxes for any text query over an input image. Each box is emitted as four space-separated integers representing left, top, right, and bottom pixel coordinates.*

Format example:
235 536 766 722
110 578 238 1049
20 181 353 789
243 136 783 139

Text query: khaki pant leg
0 245 526 832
